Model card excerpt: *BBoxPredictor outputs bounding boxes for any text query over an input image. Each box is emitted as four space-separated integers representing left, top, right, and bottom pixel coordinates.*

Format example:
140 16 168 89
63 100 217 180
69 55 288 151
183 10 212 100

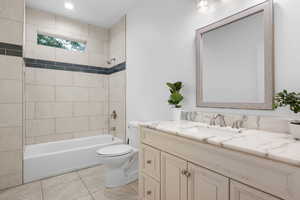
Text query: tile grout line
76 171 96 200
40 181 45 200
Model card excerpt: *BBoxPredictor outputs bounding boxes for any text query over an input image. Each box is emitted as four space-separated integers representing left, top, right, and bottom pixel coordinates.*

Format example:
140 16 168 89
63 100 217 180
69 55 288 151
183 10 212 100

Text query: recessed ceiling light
64 2 74 10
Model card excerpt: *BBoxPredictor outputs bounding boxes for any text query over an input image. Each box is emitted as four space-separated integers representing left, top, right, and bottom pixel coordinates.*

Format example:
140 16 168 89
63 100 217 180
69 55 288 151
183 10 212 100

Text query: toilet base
104 166 138 188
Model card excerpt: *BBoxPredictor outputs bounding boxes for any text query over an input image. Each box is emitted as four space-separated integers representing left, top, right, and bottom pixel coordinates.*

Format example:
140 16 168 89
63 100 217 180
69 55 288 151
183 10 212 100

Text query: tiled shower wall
25 68 109 144
0 0 24 190
24 8 127 144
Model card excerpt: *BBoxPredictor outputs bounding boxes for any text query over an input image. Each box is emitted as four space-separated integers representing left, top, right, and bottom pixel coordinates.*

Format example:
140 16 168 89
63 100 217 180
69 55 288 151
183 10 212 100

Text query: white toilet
97 122 140 188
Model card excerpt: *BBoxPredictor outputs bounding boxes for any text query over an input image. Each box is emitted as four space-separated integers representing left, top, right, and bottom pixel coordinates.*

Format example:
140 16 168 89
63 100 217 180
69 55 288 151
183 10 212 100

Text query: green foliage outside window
37 34 86 52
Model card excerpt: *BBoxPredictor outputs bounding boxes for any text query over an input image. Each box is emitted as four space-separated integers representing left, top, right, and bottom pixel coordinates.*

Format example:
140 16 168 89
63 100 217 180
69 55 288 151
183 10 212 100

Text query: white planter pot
171 108 183 121
289 122 300 140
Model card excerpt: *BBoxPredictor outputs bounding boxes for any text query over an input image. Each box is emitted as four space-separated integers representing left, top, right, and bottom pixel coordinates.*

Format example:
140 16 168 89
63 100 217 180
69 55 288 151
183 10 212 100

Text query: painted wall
126 0 300 123
0 0 24 190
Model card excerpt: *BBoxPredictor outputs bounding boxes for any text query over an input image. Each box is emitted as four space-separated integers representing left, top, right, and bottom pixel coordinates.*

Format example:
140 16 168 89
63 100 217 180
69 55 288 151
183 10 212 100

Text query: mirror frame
196 0 274 110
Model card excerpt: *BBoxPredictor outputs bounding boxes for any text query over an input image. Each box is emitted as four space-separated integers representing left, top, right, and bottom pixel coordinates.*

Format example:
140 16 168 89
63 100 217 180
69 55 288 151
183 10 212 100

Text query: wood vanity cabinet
139 127 297 200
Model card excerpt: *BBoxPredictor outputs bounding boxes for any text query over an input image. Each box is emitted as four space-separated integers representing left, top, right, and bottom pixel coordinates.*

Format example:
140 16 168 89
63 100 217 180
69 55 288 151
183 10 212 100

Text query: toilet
97 122 140 188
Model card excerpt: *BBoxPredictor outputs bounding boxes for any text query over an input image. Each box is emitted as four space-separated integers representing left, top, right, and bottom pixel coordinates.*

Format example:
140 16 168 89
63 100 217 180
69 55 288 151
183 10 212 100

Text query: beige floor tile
92 184 138 200
128 181 138 193
0 182 42 200
75 195 93 200
43 180 89 200
81 173 106 193
77 165 105 178
41 172 80 189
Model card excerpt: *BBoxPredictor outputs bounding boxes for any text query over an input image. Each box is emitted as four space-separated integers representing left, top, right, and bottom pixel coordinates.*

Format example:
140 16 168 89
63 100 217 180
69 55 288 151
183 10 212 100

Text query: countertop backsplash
181 111 290 134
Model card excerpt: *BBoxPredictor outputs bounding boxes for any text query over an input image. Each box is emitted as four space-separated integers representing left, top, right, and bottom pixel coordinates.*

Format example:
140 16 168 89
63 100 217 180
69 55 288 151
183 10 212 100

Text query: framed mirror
196 0 273 110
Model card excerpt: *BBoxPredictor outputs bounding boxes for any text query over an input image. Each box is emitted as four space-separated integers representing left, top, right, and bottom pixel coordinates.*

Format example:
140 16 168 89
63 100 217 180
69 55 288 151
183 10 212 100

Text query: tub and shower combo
24 135 122 183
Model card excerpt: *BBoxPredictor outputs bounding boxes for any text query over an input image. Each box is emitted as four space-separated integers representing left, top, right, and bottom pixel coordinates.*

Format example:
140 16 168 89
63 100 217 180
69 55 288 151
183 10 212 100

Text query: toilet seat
97 144 133 157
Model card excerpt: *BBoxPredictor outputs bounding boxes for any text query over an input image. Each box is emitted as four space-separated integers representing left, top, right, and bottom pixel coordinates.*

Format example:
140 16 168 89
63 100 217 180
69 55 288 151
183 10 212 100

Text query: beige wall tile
88 53 106 67
35 102 55 119
25 68 36 84
0 0 24 22
26 119 55 137
0 55 23 80
55 70 73 86
73 102 90 117
0 80 22 103
89 102 105 116
0 127 22 151
54 102 73 118
88 24 108 41
25 42 56 61
88 88 107 101
33 133 73 144
89 116 106 131
55 48 88 65
55 15 88 37
25 103 35 120
73 130 103 138
0 150 22 177
26 7 55 28
56 117 89 134
0 172 22 190
0 18 23 45
0 104 22 127
25 23 37 43
56 86 89 102
35 68 56 85
73 72 99 88
26 85 55 102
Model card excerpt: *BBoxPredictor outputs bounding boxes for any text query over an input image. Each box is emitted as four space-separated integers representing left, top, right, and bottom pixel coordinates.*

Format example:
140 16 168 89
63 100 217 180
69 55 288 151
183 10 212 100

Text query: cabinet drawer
140 144 160 180
230 181 280 200
139 173 160 200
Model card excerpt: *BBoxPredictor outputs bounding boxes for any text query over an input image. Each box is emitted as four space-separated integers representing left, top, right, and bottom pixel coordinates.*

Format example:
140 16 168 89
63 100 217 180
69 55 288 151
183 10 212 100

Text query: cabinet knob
181 170 191 177
147 190 152 195
146 160 152 164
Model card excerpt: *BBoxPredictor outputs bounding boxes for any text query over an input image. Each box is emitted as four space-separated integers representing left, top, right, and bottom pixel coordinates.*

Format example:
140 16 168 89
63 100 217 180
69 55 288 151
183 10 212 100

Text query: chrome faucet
210 114 227 127
111 110 117 120
232 115 247 129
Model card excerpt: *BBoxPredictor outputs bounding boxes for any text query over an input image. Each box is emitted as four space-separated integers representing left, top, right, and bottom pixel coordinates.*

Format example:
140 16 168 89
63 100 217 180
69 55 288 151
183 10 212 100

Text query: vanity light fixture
64 2 74 10
197 0 209 9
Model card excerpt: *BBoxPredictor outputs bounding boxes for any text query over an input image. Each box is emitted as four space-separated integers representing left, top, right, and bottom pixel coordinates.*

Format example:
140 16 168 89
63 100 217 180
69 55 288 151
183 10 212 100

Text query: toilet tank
127 121 141 149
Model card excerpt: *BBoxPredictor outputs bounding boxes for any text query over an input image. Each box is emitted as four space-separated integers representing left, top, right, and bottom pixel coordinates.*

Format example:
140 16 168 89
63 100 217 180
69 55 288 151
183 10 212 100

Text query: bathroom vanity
138 121 300 200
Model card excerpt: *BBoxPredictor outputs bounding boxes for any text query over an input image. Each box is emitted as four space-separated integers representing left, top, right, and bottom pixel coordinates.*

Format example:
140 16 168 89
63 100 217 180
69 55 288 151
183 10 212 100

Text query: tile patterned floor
0 165 138 200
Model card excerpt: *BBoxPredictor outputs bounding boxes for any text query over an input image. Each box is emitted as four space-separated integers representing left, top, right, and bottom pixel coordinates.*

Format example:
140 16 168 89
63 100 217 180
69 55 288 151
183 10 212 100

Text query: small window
37 33 86 52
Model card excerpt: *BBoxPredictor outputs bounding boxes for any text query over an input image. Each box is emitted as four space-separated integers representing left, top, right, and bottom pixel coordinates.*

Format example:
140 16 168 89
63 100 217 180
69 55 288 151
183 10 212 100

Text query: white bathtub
24 135 122 183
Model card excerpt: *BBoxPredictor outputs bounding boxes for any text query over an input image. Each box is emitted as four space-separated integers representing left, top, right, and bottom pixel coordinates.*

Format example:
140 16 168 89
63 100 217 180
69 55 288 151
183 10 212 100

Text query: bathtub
24 135 122 183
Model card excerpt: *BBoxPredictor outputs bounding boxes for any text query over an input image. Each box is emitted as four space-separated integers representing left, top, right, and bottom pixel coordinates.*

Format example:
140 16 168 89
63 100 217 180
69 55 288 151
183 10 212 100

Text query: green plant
273 90 300 114
166 82 184 108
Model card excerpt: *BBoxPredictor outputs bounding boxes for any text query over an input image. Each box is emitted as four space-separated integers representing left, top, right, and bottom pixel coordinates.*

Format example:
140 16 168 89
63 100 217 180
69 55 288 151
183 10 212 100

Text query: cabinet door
188 163 229 200
140 145 161 180
139 173 160 200
161 152 188 200
230 181 281 200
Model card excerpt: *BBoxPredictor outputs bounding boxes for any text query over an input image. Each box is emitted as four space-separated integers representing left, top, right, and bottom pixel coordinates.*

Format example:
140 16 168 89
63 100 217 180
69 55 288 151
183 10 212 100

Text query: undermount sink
180 125 242 136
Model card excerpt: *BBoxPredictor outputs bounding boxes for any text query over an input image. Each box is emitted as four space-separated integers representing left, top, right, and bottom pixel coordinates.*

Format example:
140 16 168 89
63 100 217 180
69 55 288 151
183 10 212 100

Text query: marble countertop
140 120 300 167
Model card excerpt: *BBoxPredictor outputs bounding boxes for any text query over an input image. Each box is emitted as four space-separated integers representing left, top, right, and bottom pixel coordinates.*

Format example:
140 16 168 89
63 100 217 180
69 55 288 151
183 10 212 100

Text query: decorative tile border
24 58 126 75
0 42 23 57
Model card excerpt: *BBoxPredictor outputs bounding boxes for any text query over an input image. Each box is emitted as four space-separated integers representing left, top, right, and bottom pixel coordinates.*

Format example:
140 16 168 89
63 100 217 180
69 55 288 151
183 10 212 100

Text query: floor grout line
77 171 96 200
40 181 45 200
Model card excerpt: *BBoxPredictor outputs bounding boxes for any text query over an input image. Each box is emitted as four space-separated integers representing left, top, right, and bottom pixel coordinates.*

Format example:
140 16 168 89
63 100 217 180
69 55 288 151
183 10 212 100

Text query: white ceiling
25 0 138 28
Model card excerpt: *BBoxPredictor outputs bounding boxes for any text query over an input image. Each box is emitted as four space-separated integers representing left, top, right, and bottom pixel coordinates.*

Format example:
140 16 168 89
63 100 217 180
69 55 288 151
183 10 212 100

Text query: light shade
64 2 74 10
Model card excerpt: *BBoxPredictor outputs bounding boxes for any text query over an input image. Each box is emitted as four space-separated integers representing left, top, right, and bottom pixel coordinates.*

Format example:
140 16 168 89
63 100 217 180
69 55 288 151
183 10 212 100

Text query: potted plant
166 82 184 121
274 90 300 139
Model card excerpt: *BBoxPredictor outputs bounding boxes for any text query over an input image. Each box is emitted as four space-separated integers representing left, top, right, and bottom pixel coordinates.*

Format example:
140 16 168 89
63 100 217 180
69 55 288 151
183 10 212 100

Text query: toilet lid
97 144 133 157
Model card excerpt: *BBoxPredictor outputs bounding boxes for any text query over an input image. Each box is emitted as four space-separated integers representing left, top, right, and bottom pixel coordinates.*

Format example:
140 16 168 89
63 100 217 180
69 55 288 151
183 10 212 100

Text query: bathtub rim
24 135 123 160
